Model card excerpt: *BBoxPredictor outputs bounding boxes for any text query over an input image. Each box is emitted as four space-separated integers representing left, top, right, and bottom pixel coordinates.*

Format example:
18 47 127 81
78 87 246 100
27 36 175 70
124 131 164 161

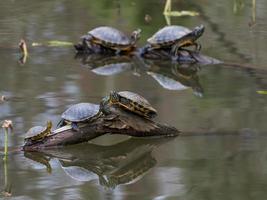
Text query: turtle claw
194 43 201 52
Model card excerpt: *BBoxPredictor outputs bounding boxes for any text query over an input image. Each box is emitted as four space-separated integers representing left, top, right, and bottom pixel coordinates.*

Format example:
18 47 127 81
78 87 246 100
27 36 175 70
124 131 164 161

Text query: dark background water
1 0 267 199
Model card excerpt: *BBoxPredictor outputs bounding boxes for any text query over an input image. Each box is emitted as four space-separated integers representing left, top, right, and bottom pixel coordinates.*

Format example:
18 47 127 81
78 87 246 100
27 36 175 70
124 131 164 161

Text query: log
23 112 179 151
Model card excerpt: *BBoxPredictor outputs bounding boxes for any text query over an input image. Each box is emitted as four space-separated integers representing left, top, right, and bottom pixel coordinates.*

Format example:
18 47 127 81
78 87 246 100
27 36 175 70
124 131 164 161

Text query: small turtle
100 91 157 119
24 121 53 143
142 25 204 56
57 103 100 130
82 26 141 54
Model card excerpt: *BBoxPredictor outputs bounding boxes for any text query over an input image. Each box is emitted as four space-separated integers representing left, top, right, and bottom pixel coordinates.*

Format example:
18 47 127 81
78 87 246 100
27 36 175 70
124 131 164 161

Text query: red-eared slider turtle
24 121 53 143
142 25 204 56
57 103 100 131
82 26 141 54
100 91 157 119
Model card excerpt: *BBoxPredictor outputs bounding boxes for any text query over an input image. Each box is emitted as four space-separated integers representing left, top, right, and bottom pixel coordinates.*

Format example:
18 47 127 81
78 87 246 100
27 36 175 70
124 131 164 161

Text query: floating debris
164 10 199 17
32 40 73 47
257 90 267 95
144 14 152 24
19 39 28 56
18 39 28 65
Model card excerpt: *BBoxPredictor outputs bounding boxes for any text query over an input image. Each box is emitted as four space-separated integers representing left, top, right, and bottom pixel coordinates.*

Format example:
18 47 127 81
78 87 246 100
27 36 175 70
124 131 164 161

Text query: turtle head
109 91 120 103
193 25 205 39
46 120 53 130
100 92 119 115
130 29 141 45
100 96 109 114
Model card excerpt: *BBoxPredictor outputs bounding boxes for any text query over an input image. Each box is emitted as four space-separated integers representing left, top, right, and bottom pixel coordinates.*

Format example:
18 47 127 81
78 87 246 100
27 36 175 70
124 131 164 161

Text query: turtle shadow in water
74 52 207 97
74 53 139 76
144 59 204 97
23 137 175 189
140 48 221 65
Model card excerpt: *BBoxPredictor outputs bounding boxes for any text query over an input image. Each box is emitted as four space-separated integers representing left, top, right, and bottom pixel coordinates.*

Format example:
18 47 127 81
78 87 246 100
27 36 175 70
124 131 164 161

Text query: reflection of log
23 112 179 151
24 137 174 188
141 49 221 65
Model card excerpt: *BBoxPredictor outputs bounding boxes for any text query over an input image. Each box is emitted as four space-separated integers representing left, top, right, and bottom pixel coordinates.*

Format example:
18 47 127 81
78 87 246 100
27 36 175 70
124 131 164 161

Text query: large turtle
100 91 157 119
142 25 205 56
81 26 141 54
24 121 53 143
57 103 100 131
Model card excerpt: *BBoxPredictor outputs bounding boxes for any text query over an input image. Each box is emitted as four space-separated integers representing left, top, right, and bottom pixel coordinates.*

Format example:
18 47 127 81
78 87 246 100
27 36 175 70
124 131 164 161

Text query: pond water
1 0 267 199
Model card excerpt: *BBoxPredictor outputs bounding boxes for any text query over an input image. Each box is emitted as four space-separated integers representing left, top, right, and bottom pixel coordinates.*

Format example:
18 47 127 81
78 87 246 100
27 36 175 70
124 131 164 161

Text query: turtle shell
147 25 192 46
112 91 157 119
25 121 52 141
88 26 131 47
25 126 46 139
62 103 100 122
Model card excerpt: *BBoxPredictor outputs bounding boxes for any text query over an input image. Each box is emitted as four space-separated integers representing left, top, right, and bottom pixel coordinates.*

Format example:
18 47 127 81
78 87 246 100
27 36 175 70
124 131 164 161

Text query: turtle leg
140 44 153 56
171 44 180 61
115 49 122 55
81 39 95 53
71 122 80 131
56 119 65 128
193 42 201 52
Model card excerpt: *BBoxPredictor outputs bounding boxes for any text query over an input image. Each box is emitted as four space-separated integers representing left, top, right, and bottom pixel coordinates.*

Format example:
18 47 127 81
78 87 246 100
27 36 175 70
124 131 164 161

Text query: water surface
1 0 267 199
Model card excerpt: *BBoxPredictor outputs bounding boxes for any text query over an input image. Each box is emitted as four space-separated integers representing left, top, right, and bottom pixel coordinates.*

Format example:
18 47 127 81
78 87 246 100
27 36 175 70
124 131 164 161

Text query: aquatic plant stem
252 0 256 22
4 156 7 187
3 128 8 161
163 0 171 14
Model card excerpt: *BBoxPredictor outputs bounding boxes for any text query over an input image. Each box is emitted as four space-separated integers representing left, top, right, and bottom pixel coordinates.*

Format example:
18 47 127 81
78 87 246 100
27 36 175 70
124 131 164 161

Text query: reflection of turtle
75 54 142 76
100 91 157 119
147 71 189 90
144 25 204 54
57 103 100 131
24 151 52 174
104 153 156 188
31 138 172 189
60 164 99 182
146 60 204 96
79 26 141 54
24 121 52 143
87 56 133 76
91 62 131 76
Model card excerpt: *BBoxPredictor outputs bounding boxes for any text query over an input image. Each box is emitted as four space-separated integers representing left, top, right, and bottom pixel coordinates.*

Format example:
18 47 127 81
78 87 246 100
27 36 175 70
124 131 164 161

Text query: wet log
23 113 179 151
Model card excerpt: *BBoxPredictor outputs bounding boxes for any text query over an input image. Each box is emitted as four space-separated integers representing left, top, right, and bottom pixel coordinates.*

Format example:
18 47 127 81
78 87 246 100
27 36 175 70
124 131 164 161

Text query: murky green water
1 0 267 199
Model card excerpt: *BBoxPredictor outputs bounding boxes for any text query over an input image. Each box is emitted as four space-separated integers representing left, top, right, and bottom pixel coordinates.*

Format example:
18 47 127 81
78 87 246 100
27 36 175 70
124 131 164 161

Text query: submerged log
23 108 179 151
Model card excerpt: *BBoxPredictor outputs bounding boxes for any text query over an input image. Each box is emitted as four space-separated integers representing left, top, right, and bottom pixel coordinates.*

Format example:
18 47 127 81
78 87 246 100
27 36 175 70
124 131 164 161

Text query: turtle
100 91 157 119
142 24 205 57
57 103 100 131
24 120 53 143
81 26 141 54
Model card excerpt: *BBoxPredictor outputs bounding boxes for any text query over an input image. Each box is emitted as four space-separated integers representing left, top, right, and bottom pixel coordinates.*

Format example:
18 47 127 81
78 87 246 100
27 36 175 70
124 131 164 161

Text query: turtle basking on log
75 26 141 55
22 91 179 150
24 121 53 145
141 25 205 60
100 91 157 119
57 103 101 131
